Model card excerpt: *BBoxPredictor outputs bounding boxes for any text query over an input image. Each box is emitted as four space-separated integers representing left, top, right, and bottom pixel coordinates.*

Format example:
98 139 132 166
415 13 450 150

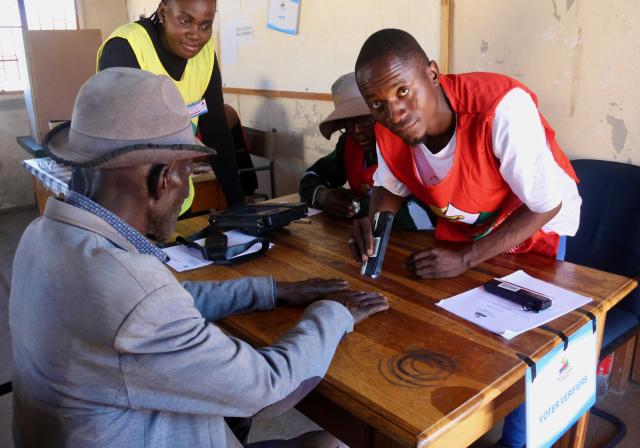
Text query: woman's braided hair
149 0 169 24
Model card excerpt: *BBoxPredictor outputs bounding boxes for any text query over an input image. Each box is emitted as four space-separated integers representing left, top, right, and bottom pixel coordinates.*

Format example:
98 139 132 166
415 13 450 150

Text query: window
0 1 22 91
0 0 77 92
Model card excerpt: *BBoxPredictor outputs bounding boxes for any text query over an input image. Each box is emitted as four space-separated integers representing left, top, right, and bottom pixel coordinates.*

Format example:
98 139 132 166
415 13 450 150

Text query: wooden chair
240 126 277 200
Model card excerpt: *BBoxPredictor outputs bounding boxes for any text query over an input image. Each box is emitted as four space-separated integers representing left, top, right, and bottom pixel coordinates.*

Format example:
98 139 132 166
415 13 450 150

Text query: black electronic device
484 279 552 312
361 211 395 278
208 203 308 236
176 226 269 264
204 229 228 252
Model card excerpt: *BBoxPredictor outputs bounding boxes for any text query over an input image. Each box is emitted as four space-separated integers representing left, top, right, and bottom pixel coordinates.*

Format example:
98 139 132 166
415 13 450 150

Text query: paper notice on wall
236 18 254 43
220 20 238 65
267 0 301 35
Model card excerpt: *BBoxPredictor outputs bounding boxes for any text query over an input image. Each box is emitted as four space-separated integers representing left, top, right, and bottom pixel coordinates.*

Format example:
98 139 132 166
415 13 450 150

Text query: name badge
187 99 208 119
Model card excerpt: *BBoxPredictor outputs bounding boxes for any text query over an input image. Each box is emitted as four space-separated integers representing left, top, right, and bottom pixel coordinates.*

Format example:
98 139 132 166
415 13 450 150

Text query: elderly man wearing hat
9 68 388 448
300 72 433 229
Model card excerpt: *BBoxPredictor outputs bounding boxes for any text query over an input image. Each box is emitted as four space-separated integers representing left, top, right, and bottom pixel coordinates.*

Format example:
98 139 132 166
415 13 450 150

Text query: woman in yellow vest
93 0 244 215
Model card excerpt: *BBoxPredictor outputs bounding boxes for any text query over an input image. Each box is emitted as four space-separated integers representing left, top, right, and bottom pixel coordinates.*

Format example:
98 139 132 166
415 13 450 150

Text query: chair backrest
565 159 640 314
0 381 11 396
242 126 276 161
239 126 278 199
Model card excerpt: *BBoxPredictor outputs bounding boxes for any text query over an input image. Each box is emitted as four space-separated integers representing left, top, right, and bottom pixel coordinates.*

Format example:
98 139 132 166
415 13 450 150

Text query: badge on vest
187 99 208 119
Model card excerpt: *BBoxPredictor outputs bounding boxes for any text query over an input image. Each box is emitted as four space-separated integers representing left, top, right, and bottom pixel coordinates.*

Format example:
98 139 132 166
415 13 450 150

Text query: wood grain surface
172 198 636 447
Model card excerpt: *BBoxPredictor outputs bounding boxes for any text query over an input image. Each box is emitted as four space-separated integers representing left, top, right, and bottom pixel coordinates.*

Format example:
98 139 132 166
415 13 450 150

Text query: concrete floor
0 205 638 447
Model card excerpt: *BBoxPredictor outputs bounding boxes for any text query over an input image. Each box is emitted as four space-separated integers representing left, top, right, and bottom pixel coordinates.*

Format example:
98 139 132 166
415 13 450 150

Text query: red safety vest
344 136 377 198
375 72 578 257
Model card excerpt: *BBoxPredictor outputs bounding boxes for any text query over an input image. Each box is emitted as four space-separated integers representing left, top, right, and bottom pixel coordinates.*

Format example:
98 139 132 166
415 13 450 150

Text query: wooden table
173 196 636 448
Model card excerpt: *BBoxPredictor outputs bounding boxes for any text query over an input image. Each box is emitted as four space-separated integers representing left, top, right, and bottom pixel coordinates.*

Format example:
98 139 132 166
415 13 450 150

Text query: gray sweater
9 199 353 447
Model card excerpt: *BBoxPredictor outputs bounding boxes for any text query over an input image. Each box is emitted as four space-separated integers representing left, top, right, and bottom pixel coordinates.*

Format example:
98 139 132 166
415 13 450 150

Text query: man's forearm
461 203 561 269
299 173 326 204
369 186 405 218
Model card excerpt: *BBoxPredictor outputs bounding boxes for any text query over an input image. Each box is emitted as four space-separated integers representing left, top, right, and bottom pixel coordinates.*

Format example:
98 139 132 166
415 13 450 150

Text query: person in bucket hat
10 67 388 448
300 72 434 230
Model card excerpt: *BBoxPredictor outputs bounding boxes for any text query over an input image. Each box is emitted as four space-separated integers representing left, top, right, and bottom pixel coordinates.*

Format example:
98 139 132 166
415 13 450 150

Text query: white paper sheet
436 270 592 340
267 0 301 35
236 18 254 43
164 230 273 272
163 241 213 272
220 20 238 65
306 207 322 216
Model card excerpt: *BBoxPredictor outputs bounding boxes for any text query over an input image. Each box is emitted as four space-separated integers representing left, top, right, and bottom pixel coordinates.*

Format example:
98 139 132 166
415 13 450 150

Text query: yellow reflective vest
97 22 216 215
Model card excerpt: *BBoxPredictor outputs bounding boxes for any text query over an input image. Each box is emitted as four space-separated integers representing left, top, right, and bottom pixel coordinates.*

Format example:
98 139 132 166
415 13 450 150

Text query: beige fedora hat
319 72 372 140
43 67 215 168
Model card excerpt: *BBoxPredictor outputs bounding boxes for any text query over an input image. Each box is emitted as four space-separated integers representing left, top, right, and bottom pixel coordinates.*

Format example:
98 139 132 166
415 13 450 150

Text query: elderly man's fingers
352 301 390 324
356 294 390 308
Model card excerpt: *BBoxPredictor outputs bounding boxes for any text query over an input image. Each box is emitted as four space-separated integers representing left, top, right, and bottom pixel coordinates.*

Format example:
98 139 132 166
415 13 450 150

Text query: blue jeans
502 402 527 447
501 236 567 447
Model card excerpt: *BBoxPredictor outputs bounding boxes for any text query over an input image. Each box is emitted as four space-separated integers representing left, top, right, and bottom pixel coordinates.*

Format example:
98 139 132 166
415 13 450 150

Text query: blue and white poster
526 321 597 447
267 0 301 35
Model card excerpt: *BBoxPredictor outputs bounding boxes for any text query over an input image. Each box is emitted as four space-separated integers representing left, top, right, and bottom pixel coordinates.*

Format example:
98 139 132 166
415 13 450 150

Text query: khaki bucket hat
318 72 372 140
43 67 215 168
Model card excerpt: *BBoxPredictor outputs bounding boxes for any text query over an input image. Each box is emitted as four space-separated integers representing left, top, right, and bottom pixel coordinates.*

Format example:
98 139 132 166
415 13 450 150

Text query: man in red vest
350 28 581 280
350 28 582 448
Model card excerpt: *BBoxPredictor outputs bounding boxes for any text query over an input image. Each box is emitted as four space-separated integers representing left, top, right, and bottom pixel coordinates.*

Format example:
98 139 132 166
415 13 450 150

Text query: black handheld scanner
484 279 552 312
361 211 394 278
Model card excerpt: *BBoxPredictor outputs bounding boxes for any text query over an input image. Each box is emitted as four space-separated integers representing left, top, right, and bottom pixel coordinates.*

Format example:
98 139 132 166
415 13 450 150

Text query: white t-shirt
373 88 581 236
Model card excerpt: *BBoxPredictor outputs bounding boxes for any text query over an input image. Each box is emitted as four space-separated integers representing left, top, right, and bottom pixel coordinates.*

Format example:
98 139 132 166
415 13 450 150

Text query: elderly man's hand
276 278 349 307
327 291 389 324
404 247 469 279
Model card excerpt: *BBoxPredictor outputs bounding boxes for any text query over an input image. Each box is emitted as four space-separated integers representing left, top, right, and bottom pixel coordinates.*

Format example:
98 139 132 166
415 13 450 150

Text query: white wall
0 94 33 210
76 0 128 39
127 0 161 21
451 0 639 164
216 0 440 92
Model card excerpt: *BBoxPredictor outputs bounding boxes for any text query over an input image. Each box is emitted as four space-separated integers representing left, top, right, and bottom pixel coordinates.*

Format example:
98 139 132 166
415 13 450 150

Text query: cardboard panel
22 29 102 142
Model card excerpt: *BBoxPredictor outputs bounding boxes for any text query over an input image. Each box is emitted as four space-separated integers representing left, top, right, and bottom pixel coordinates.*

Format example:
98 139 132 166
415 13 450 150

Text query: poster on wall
267 0 301 35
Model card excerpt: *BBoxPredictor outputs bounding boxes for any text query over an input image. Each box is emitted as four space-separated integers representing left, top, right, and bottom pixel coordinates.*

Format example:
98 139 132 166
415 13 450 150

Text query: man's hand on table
276 278 389 324
317 187 357 218
404 246 469 279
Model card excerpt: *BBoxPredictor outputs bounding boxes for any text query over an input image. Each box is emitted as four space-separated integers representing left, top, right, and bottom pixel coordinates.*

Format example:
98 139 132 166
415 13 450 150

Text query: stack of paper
436 270 592 340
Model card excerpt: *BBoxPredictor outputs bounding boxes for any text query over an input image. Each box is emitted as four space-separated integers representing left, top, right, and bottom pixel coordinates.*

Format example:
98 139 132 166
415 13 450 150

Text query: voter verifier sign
526 321 597 447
